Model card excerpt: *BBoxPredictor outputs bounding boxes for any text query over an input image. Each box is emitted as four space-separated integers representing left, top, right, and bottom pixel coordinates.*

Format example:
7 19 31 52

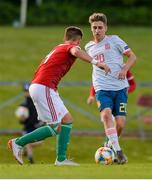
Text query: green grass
0 26 152 178
1 164 152 179
1 136 152 178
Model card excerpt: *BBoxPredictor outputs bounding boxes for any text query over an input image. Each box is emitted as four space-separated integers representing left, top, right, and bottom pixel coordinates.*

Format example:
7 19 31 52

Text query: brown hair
64 26 83 41
89 13 107 25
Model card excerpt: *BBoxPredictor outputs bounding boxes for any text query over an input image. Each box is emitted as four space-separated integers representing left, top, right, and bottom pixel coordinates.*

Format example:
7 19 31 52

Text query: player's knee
117 121 125 129
62 113 73 124
116 117 126 129
48 124 61 135
102 111 111 122
55 125 61 134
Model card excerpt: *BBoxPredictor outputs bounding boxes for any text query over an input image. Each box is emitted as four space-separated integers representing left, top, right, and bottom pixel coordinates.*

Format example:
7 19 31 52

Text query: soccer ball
95 146 115 165
15 106 29 119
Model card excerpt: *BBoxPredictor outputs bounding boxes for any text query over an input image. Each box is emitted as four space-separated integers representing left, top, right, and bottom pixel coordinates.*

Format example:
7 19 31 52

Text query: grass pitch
1 136 152 178
1 164 152 179
0 26 152 178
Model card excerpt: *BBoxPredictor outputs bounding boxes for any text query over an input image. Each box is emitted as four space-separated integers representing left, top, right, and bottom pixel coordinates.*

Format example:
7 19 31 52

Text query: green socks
56 123 72 162
15 123 73 162
15 125 57 147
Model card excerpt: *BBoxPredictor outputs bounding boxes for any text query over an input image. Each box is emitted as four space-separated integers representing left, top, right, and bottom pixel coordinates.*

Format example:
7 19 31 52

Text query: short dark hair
64 26 83 41
89 13 107 25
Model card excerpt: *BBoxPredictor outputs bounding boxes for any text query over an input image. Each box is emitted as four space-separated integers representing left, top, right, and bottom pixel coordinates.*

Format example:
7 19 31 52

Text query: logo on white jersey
105 43 110 50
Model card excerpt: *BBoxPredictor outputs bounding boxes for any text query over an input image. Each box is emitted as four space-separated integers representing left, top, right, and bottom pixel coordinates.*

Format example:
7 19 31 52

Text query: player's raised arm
70 46 111 75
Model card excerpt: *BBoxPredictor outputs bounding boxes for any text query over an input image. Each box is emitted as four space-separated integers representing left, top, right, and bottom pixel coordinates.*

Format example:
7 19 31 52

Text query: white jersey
85 35 130 91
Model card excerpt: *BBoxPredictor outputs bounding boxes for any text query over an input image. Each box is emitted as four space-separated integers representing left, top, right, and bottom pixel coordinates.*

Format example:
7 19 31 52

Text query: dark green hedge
27 3 152 26
0 2 19 25
0 1 152 26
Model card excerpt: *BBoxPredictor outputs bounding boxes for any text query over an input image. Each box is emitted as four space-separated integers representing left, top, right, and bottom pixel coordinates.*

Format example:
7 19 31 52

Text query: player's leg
15 124 59 146
101 108 121 153
55 117 79 165
8 124 60 165
8 84 61 164
25 144 34 164
54 95 79 166
56 113 73 162
113 88 128 164
103 115 116 147
102 111 127 164
22 130 39 164
115 116 126 137
96 90 123 162
25 141 43 164
105 115 126 163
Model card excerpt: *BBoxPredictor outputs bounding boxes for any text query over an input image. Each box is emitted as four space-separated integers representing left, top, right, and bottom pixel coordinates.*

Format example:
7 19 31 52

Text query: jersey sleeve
67 45 81 52
113 35 131 55
89 86 96 97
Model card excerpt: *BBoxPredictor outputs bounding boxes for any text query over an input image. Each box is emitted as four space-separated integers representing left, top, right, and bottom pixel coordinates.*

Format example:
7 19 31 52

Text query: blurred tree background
0 0 152 26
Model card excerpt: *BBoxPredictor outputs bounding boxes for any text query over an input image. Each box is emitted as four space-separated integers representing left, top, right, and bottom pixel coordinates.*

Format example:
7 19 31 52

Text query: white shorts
29 84 68 124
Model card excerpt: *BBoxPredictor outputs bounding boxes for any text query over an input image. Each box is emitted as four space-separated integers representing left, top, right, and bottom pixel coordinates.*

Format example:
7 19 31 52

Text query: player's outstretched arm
70 46 111 75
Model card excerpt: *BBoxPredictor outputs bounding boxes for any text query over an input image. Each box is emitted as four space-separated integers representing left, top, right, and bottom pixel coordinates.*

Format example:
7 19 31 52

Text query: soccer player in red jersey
8 26 111 166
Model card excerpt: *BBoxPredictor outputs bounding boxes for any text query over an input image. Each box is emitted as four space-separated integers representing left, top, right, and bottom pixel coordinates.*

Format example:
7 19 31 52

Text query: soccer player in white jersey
85 13 136 164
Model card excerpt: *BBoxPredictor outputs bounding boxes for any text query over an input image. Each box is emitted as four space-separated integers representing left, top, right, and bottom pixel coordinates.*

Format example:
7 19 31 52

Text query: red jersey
32 44 77 90
89 70 136 97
